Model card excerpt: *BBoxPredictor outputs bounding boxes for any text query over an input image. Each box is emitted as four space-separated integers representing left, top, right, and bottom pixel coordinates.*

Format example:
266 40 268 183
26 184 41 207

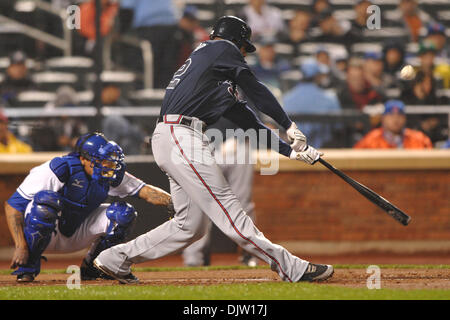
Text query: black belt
158 115 206 133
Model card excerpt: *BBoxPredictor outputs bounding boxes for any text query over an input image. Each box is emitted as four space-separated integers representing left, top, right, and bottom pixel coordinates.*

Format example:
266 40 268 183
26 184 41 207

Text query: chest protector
50 156 110 237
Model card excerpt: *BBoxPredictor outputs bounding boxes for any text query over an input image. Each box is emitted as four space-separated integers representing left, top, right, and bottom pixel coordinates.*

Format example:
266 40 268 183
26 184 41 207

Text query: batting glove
286 122 307 152
289 145 323 165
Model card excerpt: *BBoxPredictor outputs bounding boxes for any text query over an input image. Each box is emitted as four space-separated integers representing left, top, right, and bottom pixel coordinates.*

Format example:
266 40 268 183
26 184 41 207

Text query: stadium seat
362 27 409 43
76 90 94 107
128 89 166 107
15 90 56 107
31 71 79 91
437 11 450 27
351 43 383 56
85 70 137 94
274 43 295 61
0 56 36 74
45 56 94 74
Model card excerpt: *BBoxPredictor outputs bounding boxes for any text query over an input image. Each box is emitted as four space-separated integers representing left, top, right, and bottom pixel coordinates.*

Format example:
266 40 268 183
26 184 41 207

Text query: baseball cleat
16 273 35 283
93 259 139 284
80 258 114 281
298 263 334 282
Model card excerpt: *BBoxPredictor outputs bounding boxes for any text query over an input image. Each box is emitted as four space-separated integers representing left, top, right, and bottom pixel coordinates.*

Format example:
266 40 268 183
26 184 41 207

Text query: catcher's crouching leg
81 202 137 280
12 190 61 282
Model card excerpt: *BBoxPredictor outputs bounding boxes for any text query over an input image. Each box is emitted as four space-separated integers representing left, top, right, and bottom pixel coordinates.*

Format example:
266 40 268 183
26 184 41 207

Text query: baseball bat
318 158 411 226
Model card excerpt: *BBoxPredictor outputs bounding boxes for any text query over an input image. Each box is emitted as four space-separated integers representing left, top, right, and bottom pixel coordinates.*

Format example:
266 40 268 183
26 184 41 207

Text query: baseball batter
94 16 334 283
5 132 172 282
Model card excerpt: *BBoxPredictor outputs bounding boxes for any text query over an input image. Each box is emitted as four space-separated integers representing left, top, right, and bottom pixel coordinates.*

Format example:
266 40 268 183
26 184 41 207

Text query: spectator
397 0 430 43
382 42 405 76
41 86 87 152
283 59 342 148
101 83 130 107
120 0 179 88
337 57 383 111
401 70 448 144
348 0 373 44
334 53 349 78
315 48 346 87
250 36 291 90
0 111 32 153
354 100 432 149
174 6 209 68
1 51 34 107
240 0 285 38
416 41 450 89
401 70 441 106
363 52 388 94
417 41 438 77
186 6 210 45
425 22 449 60
310 0 331 27
441 139 450 149
283 10 312 46
313 9 352 47
102 115 145 155
44 85 79 110
78 0 119 54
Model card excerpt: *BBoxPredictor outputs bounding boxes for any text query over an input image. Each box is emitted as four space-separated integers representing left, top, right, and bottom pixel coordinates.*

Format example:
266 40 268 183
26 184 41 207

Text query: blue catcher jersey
50 156 110 237
7 155 146 237
161 40 250 125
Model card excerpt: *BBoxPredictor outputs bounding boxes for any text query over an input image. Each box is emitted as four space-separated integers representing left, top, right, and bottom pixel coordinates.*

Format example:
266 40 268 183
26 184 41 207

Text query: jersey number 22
167 58 192 90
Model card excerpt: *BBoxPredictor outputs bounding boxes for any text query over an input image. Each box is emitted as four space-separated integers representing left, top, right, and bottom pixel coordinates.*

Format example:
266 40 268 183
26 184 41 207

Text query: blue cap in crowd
383 100 405 115
364 51 382 60
427 22 445 36
301 59 329 79
183 5 198 20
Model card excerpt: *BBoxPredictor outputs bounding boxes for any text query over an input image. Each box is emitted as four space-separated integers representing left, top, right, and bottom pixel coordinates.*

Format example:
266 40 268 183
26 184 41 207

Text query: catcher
5 132 172 282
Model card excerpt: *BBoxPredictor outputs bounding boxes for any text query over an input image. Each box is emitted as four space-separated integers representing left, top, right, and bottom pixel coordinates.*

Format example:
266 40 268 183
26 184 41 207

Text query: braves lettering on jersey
7 155 145 237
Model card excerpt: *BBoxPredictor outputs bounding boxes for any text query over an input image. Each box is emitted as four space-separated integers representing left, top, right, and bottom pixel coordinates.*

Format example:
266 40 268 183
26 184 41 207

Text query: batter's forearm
138 185 171 206
223 103 293 157
236 71 292 129
4 203 27 249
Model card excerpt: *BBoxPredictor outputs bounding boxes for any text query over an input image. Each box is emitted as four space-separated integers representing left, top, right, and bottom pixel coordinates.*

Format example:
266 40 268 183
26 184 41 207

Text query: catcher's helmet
210 16 256 53
74 132 125 183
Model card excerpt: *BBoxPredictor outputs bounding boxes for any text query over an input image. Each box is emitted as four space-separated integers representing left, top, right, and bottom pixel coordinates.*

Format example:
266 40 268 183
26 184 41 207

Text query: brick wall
0 175 25 247
253 170 450 242
0 151 449 252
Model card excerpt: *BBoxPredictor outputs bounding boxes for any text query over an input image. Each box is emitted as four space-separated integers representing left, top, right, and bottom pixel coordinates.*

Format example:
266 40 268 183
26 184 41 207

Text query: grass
0 265 449 300
0 282 449 300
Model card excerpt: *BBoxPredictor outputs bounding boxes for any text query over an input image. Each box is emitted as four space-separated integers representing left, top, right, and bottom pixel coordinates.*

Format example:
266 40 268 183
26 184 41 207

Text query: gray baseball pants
95 116 309 282
182 156 256 266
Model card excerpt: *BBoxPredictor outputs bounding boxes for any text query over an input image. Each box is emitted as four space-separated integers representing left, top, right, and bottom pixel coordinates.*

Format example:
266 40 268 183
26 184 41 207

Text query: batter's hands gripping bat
318 158 411 226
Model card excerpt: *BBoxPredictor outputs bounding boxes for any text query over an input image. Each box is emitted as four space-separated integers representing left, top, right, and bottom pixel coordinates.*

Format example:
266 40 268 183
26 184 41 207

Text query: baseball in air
400 65 416 80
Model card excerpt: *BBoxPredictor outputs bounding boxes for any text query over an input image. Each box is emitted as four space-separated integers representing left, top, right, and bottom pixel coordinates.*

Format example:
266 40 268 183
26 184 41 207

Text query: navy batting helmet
210 16 256 53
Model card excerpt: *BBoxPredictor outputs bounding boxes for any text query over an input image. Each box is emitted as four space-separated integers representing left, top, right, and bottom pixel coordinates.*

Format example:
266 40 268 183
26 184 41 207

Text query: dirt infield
1 268 449 290
1 253 450 290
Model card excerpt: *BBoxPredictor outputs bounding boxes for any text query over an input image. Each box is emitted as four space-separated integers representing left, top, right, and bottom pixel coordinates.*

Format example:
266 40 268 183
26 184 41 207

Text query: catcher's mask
75 132 125 183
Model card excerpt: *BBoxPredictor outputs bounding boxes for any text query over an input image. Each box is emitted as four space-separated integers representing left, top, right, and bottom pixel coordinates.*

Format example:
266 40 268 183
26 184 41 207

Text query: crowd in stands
0 0 450 153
